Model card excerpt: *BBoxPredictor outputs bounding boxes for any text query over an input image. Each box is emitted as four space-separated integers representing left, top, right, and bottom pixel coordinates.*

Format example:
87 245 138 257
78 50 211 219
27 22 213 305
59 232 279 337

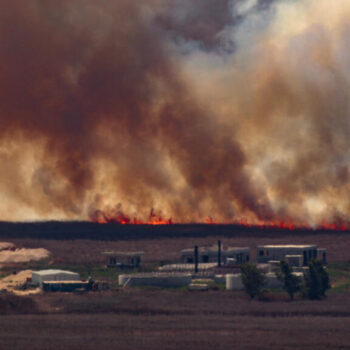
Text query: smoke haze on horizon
0 0 349 226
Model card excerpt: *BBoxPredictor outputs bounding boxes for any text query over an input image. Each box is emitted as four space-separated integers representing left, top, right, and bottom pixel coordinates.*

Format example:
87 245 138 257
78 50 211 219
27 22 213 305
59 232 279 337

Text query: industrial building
102 251 144 268
180 245 250 264
32 269 81 287
256 245 327 266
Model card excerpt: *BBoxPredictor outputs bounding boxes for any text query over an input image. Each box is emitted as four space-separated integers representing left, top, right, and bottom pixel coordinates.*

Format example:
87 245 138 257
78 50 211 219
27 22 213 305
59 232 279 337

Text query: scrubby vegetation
0 293 38 314
241 263 266 299
303 260 331 300
276 261 301 300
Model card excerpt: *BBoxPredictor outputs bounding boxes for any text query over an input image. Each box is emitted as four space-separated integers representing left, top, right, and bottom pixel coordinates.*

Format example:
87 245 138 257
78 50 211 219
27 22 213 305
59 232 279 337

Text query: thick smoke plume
0 0 349 226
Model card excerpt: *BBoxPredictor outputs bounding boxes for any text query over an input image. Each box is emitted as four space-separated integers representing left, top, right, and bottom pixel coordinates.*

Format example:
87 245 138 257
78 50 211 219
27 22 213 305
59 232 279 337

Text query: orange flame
90 208 172 225
90 209 350 231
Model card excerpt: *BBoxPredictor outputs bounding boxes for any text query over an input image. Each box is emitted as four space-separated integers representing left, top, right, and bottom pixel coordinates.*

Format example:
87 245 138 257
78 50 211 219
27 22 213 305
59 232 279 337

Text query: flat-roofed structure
102 251 144 268
32 269 80 287
181 246 250 265
257 245 326 266
159 263 217 272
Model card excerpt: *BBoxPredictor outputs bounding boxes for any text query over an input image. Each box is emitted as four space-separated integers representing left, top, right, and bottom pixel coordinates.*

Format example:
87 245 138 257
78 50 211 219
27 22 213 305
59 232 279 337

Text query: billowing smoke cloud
0 0 348 226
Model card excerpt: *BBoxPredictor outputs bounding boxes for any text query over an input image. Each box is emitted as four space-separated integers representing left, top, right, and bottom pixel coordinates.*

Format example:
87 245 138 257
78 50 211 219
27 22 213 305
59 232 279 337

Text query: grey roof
285 254 303 257
102 251 144 256
257 245 317 249
159 263 217 271
226 247 250 252
32 269 79 276
181 246 249 254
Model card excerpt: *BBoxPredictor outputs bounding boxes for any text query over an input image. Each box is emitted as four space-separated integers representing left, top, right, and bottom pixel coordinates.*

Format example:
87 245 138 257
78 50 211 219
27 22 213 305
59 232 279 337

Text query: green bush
303 260 330 300
276 260 301 300
241 264 266 299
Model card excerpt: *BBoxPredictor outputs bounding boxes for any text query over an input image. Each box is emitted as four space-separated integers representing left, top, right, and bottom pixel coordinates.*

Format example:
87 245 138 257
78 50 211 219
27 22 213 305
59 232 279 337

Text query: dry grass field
0 222 349 264
0 290 350 350
8 230 350 265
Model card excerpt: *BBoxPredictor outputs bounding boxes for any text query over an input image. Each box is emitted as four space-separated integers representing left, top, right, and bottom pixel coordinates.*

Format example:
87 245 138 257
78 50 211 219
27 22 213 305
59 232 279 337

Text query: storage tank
226 273 244 291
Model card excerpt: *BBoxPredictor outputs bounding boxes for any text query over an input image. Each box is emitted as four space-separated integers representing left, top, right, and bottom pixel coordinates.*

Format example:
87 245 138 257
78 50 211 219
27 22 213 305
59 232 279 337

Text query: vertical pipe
194 246 198 273
218 240 221 267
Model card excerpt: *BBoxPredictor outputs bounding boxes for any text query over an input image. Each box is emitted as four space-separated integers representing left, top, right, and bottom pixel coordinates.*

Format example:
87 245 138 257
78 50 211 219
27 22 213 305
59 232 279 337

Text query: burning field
1 0 350 229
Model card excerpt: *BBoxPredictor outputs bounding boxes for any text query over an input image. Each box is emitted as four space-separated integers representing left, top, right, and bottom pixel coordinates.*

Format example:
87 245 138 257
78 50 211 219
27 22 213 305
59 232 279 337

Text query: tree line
240 259 330 300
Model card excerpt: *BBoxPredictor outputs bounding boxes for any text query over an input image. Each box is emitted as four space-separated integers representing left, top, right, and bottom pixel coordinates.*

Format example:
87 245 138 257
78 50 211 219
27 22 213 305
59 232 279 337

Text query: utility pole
218 240 221 267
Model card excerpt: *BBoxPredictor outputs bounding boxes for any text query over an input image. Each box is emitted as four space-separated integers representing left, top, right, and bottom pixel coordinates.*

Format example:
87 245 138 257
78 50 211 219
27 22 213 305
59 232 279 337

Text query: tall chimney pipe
218 240 221 267
194 245 198 273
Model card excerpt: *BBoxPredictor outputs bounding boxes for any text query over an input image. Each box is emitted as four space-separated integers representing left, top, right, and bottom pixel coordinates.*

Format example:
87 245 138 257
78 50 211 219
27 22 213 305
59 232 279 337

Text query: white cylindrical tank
226 273 244 291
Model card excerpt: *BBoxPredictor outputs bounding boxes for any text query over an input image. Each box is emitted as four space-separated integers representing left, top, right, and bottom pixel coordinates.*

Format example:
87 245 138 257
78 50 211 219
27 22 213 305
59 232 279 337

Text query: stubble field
1 290 350 350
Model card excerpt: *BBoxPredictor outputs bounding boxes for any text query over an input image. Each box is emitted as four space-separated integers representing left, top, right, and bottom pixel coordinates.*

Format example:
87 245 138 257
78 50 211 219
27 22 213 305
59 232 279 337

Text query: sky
0 0 350 226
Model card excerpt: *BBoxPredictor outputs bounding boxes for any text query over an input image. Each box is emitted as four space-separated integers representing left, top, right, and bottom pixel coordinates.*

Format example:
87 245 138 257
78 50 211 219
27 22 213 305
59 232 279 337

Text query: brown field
0 227 350 349
7 230 350 265
0 290 350 350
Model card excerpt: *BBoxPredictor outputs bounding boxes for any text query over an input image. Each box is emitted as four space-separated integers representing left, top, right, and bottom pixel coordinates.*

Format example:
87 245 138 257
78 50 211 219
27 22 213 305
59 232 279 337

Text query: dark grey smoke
0 0 347 227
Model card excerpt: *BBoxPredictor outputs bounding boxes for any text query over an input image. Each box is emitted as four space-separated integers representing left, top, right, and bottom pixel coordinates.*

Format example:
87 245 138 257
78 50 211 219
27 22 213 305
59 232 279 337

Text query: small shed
32 269 80 287
102 251 144 268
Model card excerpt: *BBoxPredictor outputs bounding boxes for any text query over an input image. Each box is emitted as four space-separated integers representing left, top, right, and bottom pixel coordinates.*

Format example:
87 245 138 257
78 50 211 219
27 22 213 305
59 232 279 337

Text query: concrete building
102 251 144 268
32 269 80 287
180 245 250 265
256 245 327 266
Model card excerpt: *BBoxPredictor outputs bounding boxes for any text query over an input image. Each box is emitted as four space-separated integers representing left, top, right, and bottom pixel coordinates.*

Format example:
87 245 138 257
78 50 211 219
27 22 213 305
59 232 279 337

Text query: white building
256 245 327 266
180 245 250 265
32 269 80 287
